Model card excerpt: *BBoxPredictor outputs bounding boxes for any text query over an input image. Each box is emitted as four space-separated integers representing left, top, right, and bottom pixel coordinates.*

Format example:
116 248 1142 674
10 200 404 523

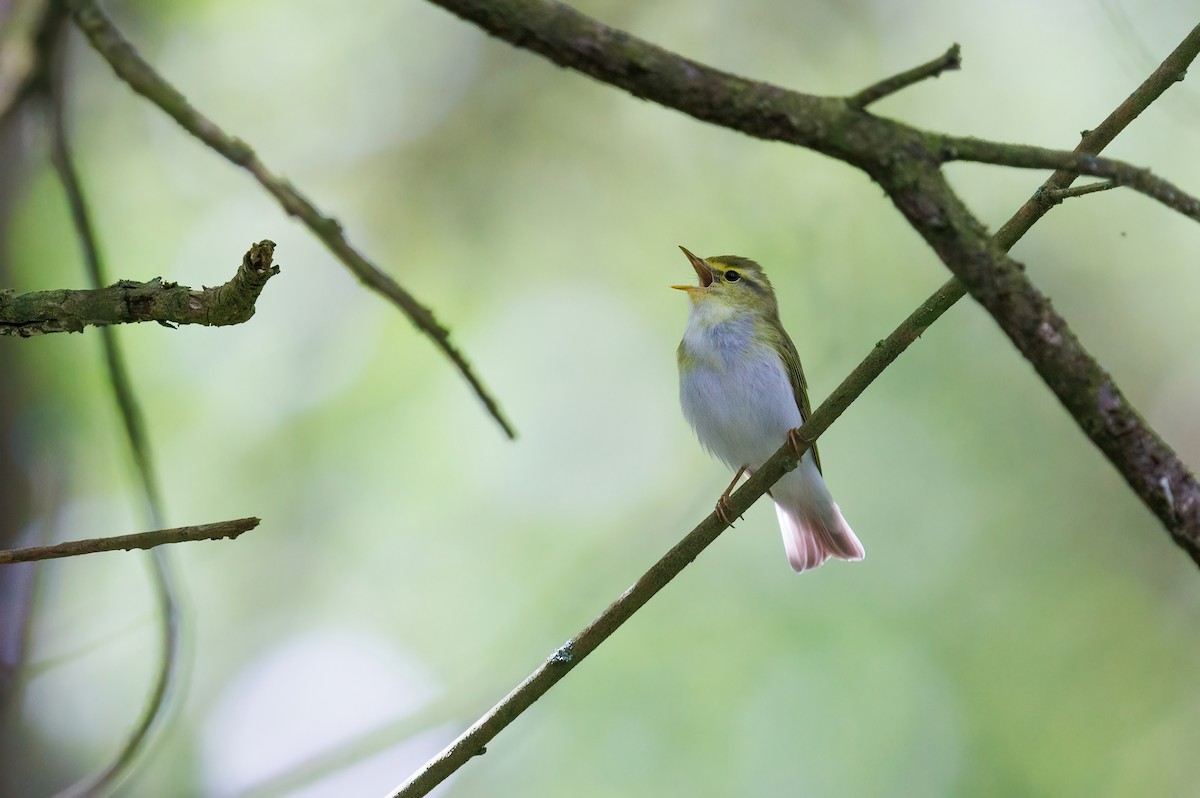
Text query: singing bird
673 247 863 572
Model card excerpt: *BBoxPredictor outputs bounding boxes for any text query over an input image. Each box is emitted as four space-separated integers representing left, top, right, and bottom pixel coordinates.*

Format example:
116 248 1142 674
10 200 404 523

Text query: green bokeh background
4 1 1200 796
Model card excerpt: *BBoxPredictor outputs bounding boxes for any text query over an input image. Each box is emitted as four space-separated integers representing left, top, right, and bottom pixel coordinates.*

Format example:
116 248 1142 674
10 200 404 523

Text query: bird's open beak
672 245 713 292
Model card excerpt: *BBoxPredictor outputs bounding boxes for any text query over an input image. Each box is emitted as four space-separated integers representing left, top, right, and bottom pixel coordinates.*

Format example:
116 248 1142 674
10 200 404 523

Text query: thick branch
65 0 515 439
426 1 1200 225
0 517 259 564
0 239 278 336
884 166 1200 563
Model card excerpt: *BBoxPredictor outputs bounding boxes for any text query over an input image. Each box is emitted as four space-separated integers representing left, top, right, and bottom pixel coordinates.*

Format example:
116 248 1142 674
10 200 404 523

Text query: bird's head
672 246 778 316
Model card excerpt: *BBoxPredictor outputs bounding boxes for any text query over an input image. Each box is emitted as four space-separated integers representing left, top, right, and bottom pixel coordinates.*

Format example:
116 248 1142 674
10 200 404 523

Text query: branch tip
0 517 261 564
1038 180 1117 206
848 42 962 109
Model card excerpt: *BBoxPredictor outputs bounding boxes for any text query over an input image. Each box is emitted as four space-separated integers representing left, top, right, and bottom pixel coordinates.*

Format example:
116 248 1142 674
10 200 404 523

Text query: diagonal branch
64 0 515 439
390 336 855 797
0 239 279 336
0 517 260 564
883 165 1200 563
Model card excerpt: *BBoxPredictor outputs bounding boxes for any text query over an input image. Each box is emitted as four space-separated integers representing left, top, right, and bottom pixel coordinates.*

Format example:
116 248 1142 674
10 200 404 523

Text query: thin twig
1038 180 1117 204
996 25 1199 247
64 0 515 439
0 239 279 336
0 518 260 564
848 43 961 108
937 139 1200 222
45 25 180 797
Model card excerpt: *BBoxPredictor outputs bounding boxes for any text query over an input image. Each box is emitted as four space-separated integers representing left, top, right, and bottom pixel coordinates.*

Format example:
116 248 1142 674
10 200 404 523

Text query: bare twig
936 139 1200 222
0 240 279 335
0 518 260 564
1039 180 1117 204
64 0 515 439
848 43 961 109
996 25 1199 247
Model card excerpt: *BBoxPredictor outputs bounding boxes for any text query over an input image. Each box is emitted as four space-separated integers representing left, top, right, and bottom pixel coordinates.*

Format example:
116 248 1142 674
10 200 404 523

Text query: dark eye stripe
730 273 766 294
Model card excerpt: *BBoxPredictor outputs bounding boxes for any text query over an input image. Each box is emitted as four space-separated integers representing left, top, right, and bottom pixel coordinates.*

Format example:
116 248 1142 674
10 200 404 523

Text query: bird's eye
724 270 741 282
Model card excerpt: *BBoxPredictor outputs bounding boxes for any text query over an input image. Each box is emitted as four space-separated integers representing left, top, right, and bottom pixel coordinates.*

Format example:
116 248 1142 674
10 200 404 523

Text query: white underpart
679 299 863 572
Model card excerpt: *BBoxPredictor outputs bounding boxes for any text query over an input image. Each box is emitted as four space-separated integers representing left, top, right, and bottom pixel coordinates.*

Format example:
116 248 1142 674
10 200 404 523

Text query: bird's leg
715 466 747 527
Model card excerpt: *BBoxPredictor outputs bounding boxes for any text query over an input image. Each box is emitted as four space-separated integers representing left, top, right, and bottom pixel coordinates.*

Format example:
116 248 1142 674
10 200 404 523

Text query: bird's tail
772 460 864 573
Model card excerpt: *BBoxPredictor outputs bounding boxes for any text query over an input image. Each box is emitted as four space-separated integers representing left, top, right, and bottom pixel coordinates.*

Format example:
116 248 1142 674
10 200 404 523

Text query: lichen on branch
0 239 279 337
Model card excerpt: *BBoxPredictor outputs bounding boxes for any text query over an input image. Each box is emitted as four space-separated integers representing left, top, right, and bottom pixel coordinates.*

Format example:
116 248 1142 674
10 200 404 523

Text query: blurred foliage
2 0 1200 796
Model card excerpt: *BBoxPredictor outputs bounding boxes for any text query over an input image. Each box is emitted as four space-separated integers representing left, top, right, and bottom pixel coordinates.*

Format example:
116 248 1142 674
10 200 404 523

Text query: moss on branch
0 239 278 337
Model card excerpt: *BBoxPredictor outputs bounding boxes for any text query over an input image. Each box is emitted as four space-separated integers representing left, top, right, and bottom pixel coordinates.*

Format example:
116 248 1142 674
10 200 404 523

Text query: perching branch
848 43 961 108
388 336 878 797
390 10 1200 796
0 240 279 336
64 0 515 440
0 517 260 564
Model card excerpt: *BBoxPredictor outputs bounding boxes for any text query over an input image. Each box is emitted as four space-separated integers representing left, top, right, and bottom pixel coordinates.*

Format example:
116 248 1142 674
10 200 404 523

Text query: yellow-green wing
771 325 822 473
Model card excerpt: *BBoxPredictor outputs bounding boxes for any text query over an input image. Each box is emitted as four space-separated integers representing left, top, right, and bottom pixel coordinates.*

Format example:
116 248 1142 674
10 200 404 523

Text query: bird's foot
715 495 739 527
786 427 812 458
715 466 746 527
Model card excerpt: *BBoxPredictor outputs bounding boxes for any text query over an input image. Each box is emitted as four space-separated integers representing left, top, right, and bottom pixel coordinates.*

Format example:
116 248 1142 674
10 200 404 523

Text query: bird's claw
715 465 746 527
715 494 739 527
786 427 811 458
